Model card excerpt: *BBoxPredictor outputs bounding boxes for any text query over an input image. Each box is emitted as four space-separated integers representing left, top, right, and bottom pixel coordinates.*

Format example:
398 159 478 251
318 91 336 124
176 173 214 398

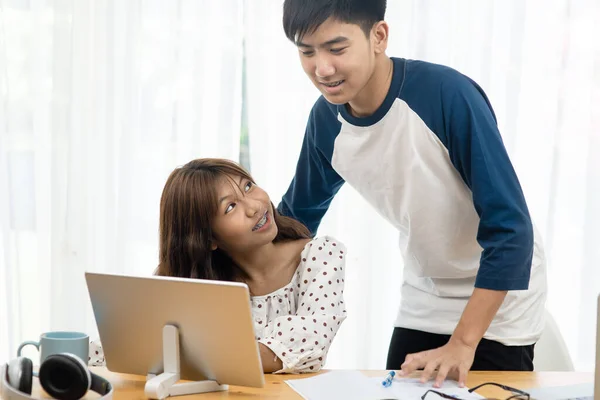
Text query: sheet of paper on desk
284 371 484 400
286 371 394 400
368 377 484 399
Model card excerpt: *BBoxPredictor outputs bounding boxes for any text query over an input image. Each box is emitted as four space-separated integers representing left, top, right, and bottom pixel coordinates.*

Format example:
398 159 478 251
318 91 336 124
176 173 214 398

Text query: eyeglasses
421 382 530 400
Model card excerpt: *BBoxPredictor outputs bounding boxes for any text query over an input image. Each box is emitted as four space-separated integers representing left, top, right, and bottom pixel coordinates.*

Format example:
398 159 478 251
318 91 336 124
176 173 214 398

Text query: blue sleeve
443 76 534 291
277 100 345 235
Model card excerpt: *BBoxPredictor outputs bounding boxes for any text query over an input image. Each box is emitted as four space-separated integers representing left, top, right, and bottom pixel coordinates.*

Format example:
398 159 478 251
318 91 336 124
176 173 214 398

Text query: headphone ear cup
7 357 33 395
38 354 89 400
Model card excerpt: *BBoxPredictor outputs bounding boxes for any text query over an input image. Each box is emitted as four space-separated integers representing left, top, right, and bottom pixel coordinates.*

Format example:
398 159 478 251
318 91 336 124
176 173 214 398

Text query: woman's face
210 174 278 254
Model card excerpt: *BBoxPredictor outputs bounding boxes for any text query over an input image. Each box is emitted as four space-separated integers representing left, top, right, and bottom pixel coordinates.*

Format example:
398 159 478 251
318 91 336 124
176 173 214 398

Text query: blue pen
381 370 395 387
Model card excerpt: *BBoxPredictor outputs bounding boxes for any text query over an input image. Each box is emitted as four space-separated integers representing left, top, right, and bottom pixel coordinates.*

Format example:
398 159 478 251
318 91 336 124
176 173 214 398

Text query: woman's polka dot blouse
253 236 347 373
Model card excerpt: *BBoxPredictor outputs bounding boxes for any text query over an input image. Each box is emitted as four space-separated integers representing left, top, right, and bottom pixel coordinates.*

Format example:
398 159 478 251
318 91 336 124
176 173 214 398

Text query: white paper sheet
284 371 484 400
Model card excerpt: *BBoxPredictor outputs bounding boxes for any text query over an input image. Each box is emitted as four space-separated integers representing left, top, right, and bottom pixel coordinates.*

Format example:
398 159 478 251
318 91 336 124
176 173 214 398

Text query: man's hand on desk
399 336 476 388
399 288 507 387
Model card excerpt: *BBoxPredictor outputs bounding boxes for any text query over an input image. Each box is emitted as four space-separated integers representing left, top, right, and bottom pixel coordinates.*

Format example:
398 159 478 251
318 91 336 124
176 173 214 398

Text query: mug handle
17 341 40 357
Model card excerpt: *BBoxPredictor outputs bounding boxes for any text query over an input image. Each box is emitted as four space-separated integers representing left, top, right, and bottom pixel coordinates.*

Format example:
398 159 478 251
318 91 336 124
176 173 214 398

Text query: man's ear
371 21 389 54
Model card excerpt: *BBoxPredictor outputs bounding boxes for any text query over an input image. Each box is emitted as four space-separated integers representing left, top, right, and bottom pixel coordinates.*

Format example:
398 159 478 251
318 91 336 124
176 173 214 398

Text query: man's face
296 17 377 105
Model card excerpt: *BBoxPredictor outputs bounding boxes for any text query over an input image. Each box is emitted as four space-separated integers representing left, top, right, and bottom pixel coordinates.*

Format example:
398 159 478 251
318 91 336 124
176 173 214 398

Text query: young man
277 0 547 388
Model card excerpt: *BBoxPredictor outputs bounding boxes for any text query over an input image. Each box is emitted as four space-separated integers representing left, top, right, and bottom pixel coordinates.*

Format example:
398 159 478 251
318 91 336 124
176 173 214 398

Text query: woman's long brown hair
155 158 311 281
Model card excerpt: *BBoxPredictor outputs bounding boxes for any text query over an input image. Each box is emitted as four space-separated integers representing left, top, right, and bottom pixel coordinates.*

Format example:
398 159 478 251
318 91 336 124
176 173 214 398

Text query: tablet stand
144 325 229 399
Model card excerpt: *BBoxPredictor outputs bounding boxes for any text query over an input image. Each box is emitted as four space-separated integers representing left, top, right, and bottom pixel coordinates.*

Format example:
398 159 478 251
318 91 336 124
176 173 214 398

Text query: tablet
85 272 264 388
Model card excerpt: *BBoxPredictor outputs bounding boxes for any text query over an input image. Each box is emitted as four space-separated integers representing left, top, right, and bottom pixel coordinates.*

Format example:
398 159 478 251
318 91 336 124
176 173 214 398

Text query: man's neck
348 55 393 118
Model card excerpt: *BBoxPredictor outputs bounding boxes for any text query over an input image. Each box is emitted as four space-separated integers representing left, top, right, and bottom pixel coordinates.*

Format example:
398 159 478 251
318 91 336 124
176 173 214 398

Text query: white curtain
0 0 243 363
246 0 600 370
2 0 599 373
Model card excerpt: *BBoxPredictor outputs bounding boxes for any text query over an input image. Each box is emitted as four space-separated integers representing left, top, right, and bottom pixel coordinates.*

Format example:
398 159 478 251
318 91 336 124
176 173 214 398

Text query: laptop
85 272 265 389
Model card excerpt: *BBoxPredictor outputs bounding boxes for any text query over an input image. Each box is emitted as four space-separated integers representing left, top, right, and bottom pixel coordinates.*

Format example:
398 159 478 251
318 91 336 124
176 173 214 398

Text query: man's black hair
283 0 387 43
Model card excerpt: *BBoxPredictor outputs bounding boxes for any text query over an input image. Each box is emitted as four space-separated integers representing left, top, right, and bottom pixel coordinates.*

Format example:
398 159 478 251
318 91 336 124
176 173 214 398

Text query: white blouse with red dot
88 236 347 373
253 236 347 373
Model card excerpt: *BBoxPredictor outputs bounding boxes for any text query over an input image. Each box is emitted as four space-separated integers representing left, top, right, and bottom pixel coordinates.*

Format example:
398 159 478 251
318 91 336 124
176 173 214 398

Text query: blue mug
17 331 89 364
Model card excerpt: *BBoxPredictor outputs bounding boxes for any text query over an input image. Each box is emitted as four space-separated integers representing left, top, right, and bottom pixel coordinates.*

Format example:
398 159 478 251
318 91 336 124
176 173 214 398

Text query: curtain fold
0 0 244 362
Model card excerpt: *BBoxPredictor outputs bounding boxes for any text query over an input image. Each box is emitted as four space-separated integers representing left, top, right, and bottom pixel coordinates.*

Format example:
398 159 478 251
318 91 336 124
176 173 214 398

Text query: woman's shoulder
302 235 347 255
297 235 347 273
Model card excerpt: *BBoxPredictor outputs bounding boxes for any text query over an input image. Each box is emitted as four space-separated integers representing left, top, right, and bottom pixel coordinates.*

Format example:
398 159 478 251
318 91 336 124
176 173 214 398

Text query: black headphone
0 353 113 400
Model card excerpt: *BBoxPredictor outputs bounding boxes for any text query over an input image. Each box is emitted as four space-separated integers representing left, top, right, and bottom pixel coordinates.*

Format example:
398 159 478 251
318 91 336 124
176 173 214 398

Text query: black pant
386 328 535 371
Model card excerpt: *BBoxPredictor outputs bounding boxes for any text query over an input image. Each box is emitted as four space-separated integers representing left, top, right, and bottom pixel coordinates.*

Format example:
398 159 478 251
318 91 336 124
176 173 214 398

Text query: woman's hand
258 342 283 373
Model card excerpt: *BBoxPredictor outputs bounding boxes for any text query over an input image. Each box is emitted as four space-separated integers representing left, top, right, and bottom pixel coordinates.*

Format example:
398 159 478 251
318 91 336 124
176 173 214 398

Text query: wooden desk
29 368 592 399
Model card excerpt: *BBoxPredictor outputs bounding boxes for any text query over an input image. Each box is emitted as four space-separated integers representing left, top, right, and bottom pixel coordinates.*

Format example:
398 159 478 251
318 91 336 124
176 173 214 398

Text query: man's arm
277 99 345 235
446 76 534 292
451 289 507 349
448 74 534 346
401 73 534 386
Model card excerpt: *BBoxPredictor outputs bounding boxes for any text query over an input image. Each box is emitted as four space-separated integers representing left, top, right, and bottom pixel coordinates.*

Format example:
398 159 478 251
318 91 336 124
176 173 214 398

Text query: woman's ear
210 240 218 251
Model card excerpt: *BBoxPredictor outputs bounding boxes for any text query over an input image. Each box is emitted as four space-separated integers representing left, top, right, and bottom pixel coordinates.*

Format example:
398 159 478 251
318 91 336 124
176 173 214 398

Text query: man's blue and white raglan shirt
278 57 547 346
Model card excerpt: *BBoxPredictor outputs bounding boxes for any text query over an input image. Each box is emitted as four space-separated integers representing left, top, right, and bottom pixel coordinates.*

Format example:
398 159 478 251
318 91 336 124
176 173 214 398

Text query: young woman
90 158 347 373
